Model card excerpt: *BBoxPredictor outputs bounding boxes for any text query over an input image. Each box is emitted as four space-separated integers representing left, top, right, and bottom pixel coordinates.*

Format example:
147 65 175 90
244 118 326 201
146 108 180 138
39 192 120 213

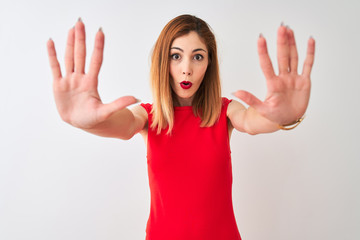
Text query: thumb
232 90 264 111
98 96 140 121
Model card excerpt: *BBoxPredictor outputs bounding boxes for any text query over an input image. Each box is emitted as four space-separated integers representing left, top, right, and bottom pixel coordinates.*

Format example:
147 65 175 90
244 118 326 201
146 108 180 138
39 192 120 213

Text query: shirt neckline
174 106 193 111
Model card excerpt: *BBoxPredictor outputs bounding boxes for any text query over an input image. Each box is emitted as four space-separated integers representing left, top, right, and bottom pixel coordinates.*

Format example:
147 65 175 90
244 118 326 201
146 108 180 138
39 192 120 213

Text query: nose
182 59 192 76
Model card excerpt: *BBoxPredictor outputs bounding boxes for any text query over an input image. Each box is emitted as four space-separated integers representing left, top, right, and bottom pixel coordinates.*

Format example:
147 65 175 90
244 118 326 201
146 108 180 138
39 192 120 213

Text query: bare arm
82 105 148 140
227 100 278 135
47 19 147 140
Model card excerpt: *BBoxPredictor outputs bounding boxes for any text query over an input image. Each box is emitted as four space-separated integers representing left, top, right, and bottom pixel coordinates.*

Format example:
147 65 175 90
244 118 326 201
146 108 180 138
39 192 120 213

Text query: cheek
169 65 177 89
197 64 208 79
169 63 177 80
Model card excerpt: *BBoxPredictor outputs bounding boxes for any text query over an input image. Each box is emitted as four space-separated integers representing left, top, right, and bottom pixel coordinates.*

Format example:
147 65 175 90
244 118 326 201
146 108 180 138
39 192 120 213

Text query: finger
233 90 263 110
277 25 290 74
47 39 62 80
302 37 316 77
65 27 75 75
98 96 139 121
74 18 86 73
287 27 299 74
258 35 276 80
88 28 104 80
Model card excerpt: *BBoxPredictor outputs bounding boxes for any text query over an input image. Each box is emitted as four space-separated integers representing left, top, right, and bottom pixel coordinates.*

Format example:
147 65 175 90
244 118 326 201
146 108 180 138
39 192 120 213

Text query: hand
233 25 315 125
47 19 138 129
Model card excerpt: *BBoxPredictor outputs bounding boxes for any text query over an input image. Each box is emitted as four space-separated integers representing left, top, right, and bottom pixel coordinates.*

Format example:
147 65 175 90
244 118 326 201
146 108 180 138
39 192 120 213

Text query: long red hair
150 14 222 134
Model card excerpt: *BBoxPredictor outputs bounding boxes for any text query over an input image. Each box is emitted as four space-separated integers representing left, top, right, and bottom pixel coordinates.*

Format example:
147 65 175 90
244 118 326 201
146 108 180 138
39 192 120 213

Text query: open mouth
180 81 192 89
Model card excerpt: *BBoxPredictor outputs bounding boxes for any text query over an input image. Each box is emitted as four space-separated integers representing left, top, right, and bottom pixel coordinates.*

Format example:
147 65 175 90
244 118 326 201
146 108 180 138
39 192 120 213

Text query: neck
174 96 194 107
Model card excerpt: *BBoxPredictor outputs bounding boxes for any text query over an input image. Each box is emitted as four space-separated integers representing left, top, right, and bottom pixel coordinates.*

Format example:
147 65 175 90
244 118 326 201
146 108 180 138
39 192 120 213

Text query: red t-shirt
141 98 241 240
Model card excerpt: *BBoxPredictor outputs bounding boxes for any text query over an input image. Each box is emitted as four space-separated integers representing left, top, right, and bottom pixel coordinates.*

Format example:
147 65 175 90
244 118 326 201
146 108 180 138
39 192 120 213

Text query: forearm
242 107 279 135
228 100 279 135
81 108 139 140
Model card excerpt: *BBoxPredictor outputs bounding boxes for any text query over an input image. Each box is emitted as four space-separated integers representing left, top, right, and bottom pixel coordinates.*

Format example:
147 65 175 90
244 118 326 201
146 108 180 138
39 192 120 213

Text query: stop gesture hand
47 19 138 129
233 25 315 126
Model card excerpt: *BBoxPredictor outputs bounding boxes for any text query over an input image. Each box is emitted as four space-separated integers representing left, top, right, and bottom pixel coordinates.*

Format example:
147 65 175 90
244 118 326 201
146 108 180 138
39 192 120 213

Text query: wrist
278 116 305 130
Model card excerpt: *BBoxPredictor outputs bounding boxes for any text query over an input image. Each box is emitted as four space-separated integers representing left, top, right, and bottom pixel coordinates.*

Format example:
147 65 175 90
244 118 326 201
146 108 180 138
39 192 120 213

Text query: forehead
171 31 207 51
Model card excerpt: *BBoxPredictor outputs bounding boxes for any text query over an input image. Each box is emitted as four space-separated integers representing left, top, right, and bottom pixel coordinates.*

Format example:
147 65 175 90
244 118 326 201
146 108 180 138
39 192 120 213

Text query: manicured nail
78 17 82 22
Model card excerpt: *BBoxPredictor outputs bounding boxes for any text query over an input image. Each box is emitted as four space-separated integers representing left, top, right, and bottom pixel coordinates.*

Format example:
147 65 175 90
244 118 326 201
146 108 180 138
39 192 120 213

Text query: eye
194 54 203 61
171 54 181 60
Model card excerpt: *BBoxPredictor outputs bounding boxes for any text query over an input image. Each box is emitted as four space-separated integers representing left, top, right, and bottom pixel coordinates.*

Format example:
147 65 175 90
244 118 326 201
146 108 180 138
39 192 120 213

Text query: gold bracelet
278 116 305 130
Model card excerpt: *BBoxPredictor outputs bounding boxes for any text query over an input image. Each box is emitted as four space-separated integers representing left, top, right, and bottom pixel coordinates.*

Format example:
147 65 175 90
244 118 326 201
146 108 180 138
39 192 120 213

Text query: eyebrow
170 47 207 53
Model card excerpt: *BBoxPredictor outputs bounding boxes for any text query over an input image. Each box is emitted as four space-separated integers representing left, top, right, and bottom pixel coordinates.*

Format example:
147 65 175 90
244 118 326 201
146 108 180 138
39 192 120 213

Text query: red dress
141 98 241 240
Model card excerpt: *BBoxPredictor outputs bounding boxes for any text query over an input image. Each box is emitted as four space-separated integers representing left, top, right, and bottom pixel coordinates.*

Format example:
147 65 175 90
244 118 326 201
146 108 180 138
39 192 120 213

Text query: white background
0 0 359 239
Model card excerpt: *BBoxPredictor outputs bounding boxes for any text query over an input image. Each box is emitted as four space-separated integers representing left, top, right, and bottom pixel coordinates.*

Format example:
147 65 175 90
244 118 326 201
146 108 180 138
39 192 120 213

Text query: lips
180 81 192 89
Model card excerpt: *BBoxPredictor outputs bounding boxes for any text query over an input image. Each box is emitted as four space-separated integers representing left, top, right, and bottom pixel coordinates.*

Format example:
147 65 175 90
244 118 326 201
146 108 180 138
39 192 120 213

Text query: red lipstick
180 81 192 89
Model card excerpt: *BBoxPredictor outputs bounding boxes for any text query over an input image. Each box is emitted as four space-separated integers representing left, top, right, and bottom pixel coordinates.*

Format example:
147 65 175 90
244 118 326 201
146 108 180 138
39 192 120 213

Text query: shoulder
220 97 246 119
130 103 151 139
221 97 231 106
139 103 152 114
131 104 148 116
226 99 247 132
227 99 246 117
130 104 149 132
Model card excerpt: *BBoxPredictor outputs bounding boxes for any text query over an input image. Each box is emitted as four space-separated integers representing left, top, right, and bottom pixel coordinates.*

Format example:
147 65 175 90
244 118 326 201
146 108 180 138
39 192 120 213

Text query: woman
47 15 315 240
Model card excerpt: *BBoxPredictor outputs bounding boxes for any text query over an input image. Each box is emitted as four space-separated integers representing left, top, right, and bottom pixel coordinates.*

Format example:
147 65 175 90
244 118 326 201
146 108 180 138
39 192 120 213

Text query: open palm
47 19 137 129
234 25 315 125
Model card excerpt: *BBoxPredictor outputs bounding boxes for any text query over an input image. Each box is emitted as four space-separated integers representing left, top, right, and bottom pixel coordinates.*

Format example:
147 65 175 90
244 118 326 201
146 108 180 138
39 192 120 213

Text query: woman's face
169 31 209 106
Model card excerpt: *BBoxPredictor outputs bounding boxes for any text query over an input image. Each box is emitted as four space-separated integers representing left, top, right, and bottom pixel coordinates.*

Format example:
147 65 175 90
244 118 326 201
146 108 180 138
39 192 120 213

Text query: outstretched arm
228 24 315 135
47 19 147 139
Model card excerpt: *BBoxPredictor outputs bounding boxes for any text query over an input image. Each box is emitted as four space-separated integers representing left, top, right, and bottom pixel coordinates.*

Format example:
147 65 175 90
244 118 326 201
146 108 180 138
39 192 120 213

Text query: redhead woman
47 15 315 240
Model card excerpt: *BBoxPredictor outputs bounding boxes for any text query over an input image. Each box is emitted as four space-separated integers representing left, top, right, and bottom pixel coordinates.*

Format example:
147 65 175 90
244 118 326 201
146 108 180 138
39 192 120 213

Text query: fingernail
286 25 290 29
99 27 103 32
135 98 141 103
259 33 263 38
280 21 284 27
78 17 82 22
309 35 314 39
